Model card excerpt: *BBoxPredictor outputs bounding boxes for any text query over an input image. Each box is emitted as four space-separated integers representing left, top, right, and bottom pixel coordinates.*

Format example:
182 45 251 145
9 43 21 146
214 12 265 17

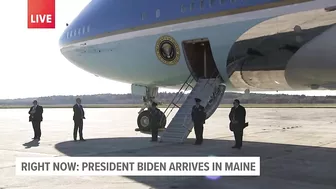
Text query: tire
137 110 167 131
137 110 151 131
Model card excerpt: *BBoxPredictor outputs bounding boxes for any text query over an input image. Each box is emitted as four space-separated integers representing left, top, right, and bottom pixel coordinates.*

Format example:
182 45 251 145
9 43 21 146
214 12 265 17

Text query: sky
0 0 335 99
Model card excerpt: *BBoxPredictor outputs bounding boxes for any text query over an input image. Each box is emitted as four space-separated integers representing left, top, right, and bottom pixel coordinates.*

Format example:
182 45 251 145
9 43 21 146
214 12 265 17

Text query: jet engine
227 8 336 91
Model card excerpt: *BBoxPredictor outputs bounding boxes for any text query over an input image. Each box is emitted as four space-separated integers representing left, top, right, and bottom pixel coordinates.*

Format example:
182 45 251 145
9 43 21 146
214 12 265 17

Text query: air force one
59 0 336 142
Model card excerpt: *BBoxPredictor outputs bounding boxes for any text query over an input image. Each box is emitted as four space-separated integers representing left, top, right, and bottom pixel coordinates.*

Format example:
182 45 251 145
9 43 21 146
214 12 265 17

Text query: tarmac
0 108 336 189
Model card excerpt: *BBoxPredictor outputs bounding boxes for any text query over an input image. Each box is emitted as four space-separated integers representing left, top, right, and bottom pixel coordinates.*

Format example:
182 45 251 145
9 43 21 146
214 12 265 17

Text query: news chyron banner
16 157 260 176
27 0 55 29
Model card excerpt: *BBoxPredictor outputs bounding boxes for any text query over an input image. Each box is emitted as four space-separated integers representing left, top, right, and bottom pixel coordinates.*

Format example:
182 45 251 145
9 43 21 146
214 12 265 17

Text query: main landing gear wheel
137 110 151 132
137 110 167 131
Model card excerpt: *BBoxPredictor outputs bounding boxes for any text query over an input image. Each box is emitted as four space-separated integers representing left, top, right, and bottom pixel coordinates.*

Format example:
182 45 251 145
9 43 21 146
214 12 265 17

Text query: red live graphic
27 0 55 29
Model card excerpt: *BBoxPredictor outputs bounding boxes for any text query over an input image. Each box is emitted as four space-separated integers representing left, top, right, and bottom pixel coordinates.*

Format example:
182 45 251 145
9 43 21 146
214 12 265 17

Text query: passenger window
66 32 69 38
87 25 90 33
200 0 204 9
190 1 195 11
209 0 215 7
78 28 81 36
156 9 160 18
220 0 226 4
74 29 77 36
82 26 85 34
70 30 72 37
181 4 186 13
141 12 146 20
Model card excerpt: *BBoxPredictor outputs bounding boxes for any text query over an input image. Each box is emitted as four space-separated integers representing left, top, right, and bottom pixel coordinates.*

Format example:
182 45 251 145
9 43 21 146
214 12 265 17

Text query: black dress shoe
80 139 86 141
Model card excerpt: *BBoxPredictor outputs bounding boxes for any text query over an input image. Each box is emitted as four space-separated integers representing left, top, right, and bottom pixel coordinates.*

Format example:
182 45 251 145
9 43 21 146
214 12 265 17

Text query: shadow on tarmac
54 137 336 189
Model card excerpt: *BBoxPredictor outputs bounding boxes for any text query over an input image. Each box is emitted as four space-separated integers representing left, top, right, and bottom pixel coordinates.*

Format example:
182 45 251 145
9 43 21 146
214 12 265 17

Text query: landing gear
132 85 167 132
137 110 166 131
137 110 151 131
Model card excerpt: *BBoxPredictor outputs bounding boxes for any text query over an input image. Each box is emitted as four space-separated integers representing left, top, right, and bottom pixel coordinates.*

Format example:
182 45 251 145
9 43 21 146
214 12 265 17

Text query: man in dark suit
229 99 246 149
28 100 43 140
149 102 162 142
191 98 206 145
73 98 85 141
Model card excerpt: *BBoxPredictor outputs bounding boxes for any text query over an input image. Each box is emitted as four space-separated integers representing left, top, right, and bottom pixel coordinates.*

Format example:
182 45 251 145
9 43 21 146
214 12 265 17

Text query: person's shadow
22 140 40 149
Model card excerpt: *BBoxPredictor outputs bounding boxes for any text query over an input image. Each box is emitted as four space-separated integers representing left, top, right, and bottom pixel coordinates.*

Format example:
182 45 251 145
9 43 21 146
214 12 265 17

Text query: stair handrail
198 70 222 92
194 71 225 119
205 83 226 119
162 74 194 118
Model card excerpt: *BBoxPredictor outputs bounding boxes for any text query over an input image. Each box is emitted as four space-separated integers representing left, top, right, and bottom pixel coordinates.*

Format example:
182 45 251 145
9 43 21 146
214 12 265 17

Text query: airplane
59 0 336 140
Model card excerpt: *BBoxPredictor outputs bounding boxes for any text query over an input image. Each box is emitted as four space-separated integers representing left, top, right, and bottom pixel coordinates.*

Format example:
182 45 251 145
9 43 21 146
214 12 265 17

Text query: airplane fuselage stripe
61 0 312 47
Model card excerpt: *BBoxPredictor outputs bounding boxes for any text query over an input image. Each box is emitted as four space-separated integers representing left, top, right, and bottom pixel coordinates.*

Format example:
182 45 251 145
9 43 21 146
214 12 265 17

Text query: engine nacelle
229 50 294 90
227 8 336 91
285 24 336 90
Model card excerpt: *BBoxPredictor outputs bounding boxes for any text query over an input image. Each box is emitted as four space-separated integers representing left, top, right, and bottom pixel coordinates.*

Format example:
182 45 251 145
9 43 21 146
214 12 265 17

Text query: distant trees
0 92 335 105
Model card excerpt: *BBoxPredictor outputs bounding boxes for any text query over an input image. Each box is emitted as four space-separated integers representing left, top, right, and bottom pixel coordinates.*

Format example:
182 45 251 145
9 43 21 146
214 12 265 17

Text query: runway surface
0 108 336 189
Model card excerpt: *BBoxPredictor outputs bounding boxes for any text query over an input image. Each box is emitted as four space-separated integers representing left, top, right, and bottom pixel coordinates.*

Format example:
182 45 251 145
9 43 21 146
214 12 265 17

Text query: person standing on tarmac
229 99 246 149
191 98 206 145
73 98 86 141
149 102 161 142
28 100 43 140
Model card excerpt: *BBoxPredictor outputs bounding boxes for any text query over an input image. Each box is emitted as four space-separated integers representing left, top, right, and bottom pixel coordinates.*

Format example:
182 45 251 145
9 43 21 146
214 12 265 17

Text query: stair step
162 132 185 136
161 135 183 139
160 76 225 143
173 113 191 117
164 131 188 135
172 113 191 117
166 126 191 132
163 128 186 132
165 128 192 134
166 127 192 132
167 120 191 125
160 138 183 143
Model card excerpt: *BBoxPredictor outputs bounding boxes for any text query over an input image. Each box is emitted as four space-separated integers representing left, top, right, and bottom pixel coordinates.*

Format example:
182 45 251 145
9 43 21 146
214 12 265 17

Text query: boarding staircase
159 74 226 143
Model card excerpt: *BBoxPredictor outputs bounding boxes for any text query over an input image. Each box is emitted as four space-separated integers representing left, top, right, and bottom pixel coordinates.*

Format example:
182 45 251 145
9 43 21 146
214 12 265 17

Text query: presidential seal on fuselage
155 35 180 65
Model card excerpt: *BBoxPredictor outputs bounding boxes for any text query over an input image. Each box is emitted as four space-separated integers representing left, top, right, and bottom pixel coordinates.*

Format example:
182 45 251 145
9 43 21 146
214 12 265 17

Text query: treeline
0 92 335 105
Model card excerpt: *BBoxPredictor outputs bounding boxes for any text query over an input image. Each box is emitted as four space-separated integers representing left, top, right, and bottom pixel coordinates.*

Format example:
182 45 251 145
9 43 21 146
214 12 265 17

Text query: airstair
159 74 226 143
